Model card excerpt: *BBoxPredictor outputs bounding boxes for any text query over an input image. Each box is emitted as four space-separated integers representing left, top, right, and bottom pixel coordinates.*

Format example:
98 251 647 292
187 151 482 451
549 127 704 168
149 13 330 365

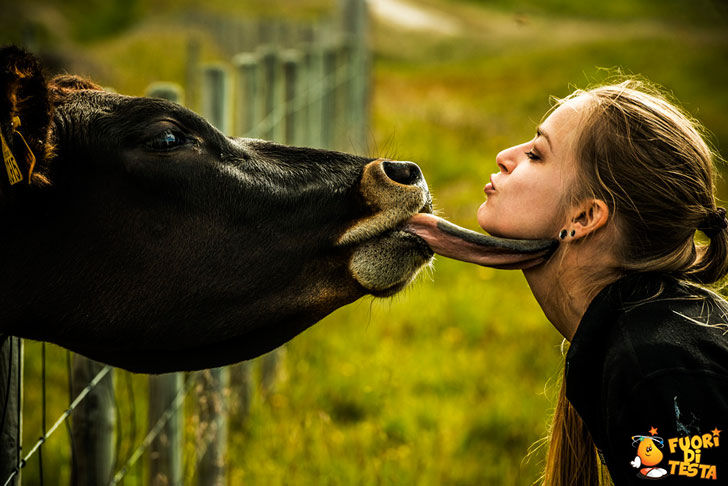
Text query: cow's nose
338 158 432 246
382 160 424 186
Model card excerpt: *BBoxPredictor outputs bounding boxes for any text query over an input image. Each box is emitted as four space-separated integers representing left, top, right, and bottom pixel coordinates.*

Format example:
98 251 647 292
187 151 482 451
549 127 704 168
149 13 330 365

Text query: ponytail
687 207 728 285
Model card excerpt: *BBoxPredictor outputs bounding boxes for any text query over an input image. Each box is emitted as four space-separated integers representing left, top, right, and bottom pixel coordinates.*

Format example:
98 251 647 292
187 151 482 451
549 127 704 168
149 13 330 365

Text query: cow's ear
0 45 52 190
49 74 103 93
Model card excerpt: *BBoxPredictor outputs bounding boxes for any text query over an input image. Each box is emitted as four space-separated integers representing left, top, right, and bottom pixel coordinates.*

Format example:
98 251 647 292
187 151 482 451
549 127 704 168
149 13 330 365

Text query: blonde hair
542 79 727 486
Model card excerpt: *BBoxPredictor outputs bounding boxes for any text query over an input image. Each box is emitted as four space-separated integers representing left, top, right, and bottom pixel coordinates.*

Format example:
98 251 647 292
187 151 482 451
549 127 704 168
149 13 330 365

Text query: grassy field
8 0 728 484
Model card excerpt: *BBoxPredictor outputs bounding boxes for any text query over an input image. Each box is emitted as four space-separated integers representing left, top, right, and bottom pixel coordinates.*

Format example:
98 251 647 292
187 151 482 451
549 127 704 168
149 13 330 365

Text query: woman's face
477 96 588 239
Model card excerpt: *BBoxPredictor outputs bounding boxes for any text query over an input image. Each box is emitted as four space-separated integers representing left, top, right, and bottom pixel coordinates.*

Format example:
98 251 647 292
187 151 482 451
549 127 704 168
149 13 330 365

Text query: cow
0 46 554 373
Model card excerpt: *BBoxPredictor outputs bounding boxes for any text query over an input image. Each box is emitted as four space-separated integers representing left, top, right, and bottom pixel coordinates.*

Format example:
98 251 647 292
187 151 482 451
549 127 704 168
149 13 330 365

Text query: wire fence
1 0 369 484
2 363 112 486
108 373 200 486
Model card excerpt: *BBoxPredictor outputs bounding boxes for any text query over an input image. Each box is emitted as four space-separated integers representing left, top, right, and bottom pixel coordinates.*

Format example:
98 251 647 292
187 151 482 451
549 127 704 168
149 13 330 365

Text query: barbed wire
2 364 112 486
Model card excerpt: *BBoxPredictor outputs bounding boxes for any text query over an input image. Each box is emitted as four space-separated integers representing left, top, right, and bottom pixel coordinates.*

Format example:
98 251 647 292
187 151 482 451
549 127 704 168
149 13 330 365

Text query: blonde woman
475 81 728 484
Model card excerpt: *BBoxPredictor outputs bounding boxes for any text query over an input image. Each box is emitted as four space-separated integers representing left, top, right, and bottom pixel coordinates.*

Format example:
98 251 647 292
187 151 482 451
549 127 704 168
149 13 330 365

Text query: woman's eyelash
525 150 540 160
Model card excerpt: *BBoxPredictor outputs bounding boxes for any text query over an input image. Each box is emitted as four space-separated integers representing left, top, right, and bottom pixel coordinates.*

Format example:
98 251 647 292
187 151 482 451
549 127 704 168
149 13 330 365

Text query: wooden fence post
321 44 338 149
196 369 229 486
147 373 184 486
70 356 115 486
144 82 185 486
146 82 185 105
339 0 369 152
0 337 22 486
229 47 259 415
197 67 231 486
232 53 260 138
297 49 313 146
201 64 231 134
254 49 287 391
228 362 252 426
227 54 259 426
333 41 352 151
257 47 285 142
186 38 201 113
306 44 324 148
281 50 303 146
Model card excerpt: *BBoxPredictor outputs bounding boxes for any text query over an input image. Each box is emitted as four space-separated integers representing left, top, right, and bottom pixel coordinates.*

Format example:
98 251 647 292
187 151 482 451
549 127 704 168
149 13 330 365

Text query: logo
630 427 721 480
631 428 668 479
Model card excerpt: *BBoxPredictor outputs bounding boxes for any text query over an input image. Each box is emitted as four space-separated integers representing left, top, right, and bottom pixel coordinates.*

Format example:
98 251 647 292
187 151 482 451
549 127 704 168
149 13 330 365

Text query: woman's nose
495 146 518 174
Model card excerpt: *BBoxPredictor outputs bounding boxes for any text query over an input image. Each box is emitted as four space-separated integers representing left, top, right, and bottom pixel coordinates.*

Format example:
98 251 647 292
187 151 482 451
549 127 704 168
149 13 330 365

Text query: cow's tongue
403 213 557 269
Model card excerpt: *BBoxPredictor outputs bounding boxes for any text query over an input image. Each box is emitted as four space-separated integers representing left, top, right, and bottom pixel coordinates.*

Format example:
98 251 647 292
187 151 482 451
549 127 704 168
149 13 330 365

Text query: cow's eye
146 129 187 151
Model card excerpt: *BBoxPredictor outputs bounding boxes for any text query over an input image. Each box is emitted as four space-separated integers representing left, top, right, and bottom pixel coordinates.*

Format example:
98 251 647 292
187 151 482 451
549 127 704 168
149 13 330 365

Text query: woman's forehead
546 95 590 127
541 96 591 153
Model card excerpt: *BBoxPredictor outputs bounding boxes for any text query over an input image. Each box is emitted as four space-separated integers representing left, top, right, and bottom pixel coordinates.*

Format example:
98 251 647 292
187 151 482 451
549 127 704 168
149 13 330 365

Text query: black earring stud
570 230 576 237
559 229 567 239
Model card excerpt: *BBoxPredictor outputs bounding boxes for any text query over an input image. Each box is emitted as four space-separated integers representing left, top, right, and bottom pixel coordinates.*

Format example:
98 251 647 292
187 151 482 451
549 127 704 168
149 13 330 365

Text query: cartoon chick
630 432 668 479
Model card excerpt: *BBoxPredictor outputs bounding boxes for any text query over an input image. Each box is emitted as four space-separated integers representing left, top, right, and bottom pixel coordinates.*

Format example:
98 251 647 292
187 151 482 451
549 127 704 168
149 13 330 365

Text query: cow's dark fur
0 46 433 372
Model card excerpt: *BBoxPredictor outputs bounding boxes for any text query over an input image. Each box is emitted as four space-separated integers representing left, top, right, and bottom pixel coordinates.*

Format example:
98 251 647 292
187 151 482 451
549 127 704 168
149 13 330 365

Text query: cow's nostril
382 160 424 186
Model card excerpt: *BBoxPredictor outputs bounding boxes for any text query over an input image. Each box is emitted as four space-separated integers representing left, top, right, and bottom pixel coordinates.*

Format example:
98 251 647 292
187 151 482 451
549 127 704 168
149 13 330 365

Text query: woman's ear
562 199 610 240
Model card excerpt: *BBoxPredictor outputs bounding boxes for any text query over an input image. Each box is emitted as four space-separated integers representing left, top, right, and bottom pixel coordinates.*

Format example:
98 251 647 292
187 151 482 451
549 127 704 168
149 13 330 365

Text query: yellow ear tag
1 127 23 185
11 116 36 183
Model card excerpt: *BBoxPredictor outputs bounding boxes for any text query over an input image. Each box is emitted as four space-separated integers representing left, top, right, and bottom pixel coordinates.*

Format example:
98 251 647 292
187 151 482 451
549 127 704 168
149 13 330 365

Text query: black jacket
565 273 728 484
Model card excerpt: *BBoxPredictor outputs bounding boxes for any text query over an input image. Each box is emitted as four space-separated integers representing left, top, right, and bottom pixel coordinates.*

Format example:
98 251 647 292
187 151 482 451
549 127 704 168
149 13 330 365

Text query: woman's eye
146 129 187 151
525 150 540 160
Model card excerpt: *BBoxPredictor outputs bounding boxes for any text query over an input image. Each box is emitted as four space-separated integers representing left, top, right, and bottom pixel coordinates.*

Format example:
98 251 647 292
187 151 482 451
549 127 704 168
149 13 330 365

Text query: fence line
187 6 368 483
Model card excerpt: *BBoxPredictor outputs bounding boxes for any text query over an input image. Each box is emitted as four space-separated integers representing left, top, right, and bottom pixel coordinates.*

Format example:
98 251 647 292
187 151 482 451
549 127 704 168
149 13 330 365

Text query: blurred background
2 0 728 484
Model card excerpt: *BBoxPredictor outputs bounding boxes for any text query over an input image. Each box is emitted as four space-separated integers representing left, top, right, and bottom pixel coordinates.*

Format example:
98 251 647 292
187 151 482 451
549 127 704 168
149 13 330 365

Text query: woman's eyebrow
536 127 553 151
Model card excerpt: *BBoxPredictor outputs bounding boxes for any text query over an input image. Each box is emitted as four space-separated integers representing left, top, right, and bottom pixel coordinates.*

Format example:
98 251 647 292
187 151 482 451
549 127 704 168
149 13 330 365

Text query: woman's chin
479 222 549 240
477 208 554 240
478 222 513 238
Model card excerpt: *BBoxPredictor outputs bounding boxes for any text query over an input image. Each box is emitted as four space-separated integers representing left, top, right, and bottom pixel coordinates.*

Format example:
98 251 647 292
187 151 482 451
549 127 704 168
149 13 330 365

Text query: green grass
456 0 728 25
8 0 728 484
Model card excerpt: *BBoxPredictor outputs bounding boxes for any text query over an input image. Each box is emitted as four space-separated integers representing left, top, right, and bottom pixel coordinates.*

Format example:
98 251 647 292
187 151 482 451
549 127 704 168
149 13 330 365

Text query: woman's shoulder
606 274 728 377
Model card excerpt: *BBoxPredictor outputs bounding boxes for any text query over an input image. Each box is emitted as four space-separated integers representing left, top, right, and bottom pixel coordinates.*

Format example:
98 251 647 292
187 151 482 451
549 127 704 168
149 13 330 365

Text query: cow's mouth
348 223 435 297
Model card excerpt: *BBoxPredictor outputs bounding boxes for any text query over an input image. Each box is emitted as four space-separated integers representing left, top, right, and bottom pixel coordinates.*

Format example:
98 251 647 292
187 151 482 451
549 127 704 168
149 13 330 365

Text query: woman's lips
484 175 496 194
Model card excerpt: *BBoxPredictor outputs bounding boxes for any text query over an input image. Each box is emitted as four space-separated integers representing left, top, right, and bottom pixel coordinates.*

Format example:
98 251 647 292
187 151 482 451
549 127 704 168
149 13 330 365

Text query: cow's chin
349 230 434 297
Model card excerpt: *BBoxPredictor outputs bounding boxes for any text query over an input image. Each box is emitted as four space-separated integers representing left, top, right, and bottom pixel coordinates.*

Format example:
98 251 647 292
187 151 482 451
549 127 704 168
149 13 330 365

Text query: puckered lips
402 213 557 269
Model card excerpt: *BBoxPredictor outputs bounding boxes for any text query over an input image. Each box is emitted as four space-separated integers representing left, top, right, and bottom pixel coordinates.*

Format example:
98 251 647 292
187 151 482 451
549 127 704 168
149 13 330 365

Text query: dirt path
367 0 461 35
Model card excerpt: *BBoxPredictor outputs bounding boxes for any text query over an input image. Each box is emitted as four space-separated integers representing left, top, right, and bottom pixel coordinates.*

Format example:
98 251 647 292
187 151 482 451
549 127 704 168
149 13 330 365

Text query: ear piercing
559 229 577 239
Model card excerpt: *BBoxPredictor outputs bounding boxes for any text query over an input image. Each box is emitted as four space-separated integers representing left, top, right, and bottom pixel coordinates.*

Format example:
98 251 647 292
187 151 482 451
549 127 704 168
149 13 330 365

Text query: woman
476 80 728 484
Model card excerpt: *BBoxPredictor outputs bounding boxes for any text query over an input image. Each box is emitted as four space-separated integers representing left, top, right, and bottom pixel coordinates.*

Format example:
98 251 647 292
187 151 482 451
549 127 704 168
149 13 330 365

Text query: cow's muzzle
341 159 433 295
